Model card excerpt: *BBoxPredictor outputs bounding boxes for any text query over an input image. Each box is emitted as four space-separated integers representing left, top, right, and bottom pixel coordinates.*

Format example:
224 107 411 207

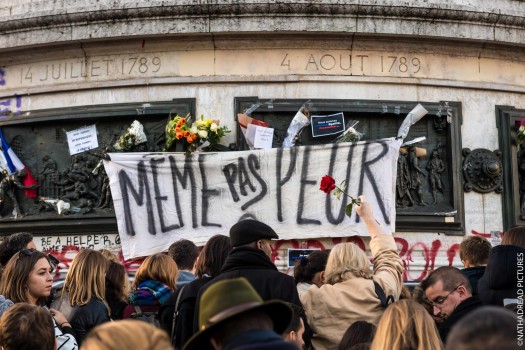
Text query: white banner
104 138 401 259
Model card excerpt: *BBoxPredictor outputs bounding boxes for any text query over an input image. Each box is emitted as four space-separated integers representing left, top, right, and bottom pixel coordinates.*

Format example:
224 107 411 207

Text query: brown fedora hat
183 277 292 350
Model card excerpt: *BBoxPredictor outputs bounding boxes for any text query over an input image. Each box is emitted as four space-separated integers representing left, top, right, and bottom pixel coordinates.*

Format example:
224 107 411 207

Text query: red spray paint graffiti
270 236 460 282
44 235 462 283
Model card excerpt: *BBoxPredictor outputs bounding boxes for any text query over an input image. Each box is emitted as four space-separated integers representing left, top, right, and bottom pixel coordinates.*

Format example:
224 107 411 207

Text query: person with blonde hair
0 302 57 350
0 249 78 350
80 319 174 350
122 253 178 320
301 196 404 349
98 249 121 264
65 249 110 346
370 299 443 350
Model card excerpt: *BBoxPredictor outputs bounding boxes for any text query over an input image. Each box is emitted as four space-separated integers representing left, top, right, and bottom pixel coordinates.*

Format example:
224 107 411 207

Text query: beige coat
301 234 403 350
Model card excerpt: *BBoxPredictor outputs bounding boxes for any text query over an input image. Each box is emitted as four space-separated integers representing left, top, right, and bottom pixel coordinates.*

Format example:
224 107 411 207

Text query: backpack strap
133 305 143 316
171 284 187 345
374 281 395 307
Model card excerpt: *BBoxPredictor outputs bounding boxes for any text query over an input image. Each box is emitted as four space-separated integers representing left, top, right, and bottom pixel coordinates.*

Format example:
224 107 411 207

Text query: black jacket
194 247 302 332
438 296 482 343
159 276 212 349
461 266 485 295
477 244 525 306
70 298 110 346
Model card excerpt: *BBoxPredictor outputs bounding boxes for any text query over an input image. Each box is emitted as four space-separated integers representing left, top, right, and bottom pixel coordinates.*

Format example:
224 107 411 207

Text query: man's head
459 235 491 268
229 219 278 258
0 302 56 350
168 239 199 272
446 306 517 350
0 232 35 267
282 303 305 349
424 266 472 320
184 277 292 350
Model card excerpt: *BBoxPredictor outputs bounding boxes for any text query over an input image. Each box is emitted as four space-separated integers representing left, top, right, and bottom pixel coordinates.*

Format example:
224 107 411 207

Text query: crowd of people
0 195 520 350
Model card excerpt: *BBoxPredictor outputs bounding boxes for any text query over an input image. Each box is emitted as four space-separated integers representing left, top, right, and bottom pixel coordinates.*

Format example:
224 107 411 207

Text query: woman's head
294 250 330 287
0 302 56 350
371 299 444 350
105 261 130 301
195 235 232 278
65 249 109 307
0 249 52 305
339 321 375 350
501 226 525 248
133 253 178 291
98 249 121 264
80 320 173 350
324 243 371 284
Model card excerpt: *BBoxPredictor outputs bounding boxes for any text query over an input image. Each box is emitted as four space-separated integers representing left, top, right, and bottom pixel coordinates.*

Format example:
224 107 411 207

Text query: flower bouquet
114 120 148 151
164 114 231 154
319 175 361 217
335 120 364 143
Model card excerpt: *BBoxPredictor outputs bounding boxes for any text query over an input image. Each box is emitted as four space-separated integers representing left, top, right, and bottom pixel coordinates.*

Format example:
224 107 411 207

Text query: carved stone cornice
1 1 524 49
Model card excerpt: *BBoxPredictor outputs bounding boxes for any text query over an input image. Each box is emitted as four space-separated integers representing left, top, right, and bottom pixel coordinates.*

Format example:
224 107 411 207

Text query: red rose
320 175 336 194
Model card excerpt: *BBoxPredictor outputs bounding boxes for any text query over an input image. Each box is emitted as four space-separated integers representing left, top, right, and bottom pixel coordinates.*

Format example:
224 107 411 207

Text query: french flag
0 128 38 198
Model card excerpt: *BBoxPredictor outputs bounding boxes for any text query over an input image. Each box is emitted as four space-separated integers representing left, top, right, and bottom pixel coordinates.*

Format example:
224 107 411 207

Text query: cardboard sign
311 112 345 137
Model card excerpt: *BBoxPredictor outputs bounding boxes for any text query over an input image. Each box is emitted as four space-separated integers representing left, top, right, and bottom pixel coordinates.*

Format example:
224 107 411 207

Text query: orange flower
186 135 194 143
176 131 183 139
183 130 190 137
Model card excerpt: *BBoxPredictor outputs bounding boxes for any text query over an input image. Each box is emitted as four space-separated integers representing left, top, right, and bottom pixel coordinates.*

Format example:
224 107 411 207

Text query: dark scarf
221 246 277 272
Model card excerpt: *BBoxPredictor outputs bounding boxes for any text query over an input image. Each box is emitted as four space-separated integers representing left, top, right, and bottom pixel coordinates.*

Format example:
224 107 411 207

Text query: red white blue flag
0 128 38 198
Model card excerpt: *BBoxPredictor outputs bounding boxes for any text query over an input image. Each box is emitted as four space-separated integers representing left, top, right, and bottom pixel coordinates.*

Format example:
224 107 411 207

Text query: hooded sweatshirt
0 295 13 317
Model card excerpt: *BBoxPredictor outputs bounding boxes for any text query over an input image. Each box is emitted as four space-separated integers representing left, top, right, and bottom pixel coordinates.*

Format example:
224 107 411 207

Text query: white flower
196 120 205 127
129 120 147 144
190 125 198 135
198 130 208 139
210 123 219 132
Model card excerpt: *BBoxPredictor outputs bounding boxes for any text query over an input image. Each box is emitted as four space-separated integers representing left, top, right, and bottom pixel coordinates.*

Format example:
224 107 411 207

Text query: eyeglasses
17 248 60 272
430 283 463 307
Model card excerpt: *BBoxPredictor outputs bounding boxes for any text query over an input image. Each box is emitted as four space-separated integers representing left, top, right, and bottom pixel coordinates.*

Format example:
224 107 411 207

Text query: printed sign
287 248 322 267
67 124 99 155
104 138 401 259
311 112 345 137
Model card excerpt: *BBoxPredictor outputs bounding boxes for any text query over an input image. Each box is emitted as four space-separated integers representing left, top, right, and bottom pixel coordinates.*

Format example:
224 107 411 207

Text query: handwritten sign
104 139 401 259
253 126 274 149
311 113 345 137
67 124 99 155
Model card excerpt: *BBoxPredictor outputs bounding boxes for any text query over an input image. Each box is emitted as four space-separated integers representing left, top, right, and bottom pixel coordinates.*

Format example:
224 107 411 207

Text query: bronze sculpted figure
408 146 427 206
396 152 414 207
427 148 445 204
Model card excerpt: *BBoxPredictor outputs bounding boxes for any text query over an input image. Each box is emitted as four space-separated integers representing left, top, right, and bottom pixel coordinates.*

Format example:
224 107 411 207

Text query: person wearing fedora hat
193 219 306 345
184 277 298 350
